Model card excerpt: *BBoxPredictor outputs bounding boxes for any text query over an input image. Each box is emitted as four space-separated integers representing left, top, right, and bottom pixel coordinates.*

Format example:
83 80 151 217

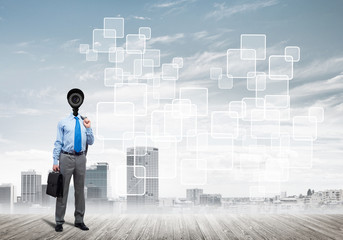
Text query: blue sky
0 0 343 198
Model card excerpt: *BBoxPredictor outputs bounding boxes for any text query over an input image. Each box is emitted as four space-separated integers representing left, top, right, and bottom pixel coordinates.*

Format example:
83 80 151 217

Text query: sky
0 0 343 198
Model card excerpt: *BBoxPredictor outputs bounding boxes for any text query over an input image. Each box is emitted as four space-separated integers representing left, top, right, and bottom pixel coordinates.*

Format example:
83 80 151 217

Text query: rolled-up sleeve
53 121 64 165
86 127 94 145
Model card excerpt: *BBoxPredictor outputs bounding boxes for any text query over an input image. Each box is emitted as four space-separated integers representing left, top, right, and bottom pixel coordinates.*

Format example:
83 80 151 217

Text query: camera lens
72 95 80 104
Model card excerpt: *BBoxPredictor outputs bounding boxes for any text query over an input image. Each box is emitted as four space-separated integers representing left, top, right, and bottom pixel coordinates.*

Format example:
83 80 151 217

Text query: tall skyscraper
21 170 42 204
85 162 109 199
127 147 159 206
0 183 15 212
186 188 203 205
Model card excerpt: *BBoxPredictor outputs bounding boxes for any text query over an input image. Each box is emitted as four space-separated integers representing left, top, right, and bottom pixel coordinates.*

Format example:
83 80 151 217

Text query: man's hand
83 118 91 128
53 165 60 171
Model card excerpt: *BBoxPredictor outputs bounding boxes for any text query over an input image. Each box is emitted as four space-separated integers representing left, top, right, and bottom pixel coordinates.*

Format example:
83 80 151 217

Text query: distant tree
312 189 315 195
307 189 312 196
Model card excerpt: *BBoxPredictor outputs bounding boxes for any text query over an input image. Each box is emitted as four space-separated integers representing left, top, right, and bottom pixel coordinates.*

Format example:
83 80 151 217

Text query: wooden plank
290 214 343 239
206 214 239 240
242 215 305 240
1 214 343 239
270 214 336 240
183 214 206 240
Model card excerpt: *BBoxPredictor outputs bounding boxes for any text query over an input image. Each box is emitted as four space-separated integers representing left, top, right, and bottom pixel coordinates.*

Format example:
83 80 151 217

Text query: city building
85 162 110 199
309 189 343 204
41 184 51 206
186 188 203 205
21 170 42 204
0 183 15 212
199 194 222 206
281 191 287 199
127 147 159 206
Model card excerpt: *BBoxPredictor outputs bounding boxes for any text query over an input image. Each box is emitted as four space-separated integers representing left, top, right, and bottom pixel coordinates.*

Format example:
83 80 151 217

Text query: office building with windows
21 170 42 204
85 162 109 199
127 147 159 206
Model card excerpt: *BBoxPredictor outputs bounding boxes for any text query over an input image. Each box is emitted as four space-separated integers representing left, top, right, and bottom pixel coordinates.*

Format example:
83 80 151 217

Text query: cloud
150 0 197 16
152 0 194 8
179 51 226 81
132 16 151 20
147 33 185 45
12 50 29 55
0 135 11 144
61 38 80 49
294 56 343 80
206 0 279 20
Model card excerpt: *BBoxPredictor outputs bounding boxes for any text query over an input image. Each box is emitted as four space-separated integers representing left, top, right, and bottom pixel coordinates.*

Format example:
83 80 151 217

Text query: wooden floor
1 214 343 239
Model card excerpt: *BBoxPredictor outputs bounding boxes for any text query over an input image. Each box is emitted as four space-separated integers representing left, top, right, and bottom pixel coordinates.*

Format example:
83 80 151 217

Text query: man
52 89 94 232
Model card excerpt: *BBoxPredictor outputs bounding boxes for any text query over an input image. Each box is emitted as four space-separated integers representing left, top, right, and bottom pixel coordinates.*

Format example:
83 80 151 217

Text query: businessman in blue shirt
53 89 94 232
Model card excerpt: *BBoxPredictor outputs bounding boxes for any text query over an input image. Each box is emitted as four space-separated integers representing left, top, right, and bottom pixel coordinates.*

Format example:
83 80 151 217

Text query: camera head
67 88 84 116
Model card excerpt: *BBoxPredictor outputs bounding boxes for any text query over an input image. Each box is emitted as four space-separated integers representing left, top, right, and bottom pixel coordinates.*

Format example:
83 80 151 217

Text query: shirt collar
69 113 81 119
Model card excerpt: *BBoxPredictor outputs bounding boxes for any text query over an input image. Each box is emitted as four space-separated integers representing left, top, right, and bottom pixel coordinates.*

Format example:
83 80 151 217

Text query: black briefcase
46 171 64 198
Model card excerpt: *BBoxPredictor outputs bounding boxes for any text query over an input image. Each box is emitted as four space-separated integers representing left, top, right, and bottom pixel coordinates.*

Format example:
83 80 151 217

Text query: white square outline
285 46 300 62
104 17 124 38
240 34 266 60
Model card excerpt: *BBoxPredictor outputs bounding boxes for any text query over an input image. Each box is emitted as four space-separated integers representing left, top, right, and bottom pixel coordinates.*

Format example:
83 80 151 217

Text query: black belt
61 150 84 156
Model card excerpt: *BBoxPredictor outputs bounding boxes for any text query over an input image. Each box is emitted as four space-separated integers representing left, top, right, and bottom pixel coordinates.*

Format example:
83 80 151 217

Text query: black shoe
74 222 89 231
55 224 63 232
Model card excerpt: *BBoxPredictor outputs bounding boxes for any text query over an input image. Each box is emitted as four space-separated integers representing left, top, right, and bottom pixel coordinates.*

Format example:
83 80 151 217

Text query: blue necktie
74 116 82 153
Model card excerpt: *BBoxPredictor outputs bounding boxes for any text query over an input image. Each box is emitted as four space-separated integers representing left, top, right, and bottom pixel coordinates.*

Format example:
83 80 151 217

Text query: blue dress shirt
53 113 94 165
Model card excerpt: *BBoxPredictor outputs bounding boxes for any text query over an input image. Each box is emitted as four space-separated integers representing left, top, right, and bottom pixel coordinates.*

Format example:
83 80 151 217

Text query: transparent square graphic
247 72 266 91
171 99 193 118
109 47 125 63
179 87 208 116
172 57 183 68
285 46 300 62
241 34 266 60
93 29 116 53
104 17 124 38
139 27 151 40
210 67 222 80
162 63 179 80
79 44 89 54
116 52 143 76
218 74 233 89
309 107 324 123
143 49 160 67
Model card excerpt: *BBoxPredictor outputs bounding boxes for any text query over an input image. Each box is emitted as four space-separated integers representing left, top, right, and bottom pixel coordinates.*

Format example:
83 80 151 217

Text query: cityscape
1 146 342 215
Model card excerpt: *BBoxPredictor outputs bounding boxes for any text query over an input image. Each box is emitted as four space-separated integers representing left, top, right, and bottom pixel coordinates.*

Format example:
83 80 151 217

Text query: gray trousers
55 153 86 225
